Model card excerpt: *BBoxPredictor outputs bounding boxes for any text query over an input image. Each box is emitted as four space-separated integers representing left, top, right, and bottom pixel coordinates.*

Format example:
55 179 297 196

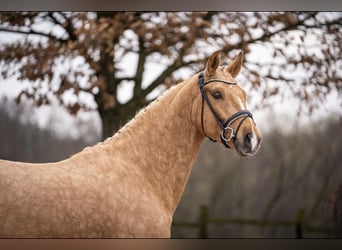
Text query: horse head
194 50 261 156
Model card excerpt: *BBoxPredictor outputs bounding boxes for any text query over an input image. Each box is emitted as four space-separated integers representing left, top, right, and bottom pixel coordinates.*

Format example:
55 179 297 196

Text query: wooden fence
172 205 335 238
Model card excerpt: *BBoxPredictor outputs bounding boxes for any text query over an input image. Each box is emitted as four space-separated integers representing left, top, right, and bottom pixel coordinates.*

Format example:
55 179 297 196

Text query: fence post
334 185 342 238
198 205 208 238
295 209 305 238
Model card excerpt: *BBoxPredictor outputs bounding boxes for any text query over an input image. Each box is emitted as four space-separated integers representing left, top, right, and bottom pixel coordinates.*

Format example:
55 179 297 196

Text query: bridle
198 72 255 148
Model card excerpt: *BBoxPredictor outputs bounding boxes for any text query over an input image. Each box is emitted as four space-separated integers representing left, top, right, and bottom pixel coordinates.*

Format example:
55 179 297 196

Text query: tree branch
139 57 198 100
47 12 64 27
221 12 320 54
298 18 342 30
46 12 77 42
133 37 147 97
138 61 180 101
57 12 77 41
0 26 68 43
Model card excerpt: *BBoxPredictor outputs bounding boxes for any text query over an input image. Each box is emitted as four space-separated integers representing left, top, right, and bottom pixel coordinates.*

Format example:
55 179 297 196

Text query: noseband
198 72 254 148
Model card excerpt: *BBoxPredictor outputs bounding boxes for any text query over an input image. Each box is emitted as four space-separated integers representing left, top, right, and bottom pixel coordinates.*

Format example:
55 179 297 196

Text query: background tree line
0 97 99 163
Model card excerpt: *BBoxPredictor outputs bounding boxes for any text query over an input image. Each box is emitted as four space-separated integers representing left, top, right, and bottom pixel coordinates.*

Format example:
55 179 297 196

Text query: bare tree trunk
100 108 122 140
99 101 146 140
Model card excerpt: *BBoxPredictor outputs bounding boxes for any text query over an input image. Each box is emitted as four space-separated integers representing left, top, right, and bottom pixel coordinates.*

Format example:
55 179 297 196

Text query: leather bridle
198 72 255 148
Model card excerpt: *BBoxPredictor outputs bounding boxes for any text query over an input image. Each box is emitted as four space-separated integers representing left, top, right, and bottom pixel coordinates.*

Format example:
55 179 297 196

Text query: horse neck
106 76 204 213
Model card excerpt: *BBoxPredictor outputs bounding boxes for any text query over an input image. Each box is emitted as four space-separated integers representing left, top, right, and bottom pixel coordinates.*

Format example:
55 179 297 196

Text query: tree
0 12 341 139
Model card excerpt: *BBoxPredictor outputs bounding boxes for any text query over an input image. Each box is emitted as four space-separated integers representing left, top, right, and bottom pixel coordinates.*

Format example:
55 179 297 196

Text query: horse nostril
244 133 252 147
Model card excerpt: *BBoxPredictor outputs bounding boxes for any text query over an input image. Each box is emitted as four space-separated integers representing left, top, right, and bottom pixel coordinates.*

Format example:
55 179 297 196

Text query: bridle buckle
221 126 234 143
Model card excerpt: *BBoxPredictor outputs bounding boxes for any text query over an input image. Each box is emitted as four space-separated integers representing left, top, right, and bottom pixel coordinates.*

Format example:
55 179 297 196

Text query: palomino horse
0 50 261 238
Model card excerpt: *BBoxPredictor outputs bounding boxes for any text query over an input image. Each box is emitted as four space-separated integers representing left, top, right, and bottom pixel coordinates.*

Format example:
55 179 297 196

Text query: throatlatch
198 72 254 148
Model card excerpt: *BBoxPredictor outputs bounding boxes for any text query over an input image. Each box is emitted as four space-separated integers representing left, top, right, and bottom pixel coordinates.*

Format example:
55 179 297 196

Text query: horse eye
212 91 223 100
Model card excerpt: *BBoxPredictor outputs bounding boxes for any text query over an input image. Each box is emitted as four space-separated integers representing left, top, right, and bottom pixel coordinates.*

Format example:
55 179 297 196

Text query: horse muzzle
234 130 262 157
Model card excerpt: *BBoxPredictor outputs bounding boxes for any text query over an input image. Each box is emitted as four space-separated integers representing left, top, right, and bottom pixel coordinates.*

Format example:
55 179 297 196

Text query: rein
198 72 254 148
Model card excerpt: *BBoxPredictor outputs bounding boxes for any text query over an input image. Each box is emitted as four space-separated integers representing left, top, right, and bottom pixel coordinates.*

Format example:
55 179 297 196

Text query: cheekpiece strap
198 72 254 149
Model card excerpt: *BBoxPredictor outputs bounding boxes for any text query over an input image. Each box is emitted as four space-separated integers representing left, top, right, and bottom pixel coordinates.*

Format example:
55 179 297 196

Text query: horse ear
205 50 221 77
226 51 243 78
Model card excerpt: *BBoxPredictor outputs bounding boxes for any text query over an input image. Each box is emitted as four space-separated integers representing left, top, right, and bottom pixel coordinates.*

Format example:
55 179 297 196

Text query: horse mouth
237 149 258 157
234 138 261 157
